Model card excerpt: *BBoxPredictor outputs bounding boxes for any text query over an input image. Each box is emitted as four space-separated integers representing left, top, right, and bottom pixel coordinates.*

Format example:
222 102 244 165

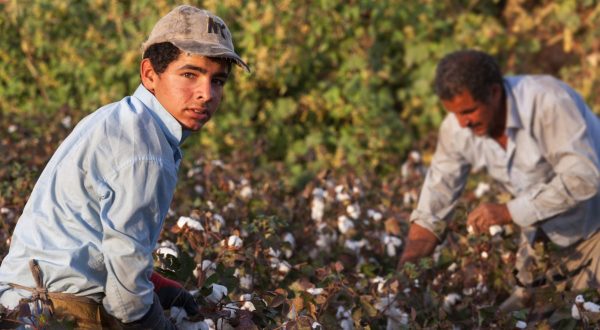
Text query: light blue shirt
0 85 188 323
412 75 600 247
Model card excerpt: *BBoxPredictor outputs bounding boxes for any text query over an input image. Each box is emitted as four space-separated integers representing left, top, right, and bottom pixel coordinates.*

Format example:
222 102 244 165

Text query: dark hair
142 42 182 74
142 42 233 75
434 50 503 102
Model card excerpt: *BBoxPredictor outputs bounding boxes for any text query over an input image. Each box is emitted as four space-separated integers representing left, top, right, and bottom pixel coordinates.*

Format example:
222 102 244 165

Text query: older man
399 49 600 311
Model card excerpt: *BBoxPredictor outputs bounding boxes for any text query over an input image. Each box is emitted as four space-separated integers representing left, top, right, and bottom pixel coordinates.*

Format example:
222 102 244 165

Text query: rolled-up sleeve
410 117 471 239
508 90 600 227
98 157 177 323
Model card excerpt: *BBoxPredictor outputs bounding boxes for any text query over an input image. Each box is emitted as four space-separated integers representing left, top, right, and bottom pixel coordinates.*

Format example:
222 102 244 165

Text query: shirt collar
132 84 191 146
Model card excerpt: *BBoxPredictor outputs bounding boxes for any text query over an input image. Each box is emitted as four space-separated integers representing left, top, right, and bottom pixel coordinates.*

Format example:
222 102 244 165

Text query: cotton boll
336 306 349 319
193 260 216 279
584 301 600 313
311 197 325 222
340 318 354 330
572 304 582 320
226 235 243 249
156 241 179 258
371 276 386 294
241 301 256 311
278 260 292 274
467 225 475 235
338 215 355 234
268 247 282 259
211 159 224 168
384 235 402 257
443 293 462 312
489 225 503 236
282 232 295 258
177 216 205 231
61 116 72 129
367 209 383 222
201 260 216 277
194 185 204 195
210 214 225 232
403 191 416 206
312 187 327 199
345 239 367 253
307 288 324 295
206 284 228 305
335 185 351 202
312 321 323 329
346 203 361 220
239 274 253 290
474 182 491 198
447 262 458 272
239 185 253 199
515 320 527 329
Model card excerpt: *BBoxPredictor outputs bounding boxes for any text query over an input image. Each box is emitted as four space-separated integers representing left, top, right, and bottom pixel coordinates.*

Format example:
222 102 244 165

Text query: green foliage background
1 0 599 184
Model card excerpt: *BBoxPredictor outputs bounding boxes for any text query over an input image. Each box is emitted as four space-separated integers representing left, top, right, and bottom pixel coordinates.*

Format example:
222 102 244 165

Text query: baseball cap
142 5 250 72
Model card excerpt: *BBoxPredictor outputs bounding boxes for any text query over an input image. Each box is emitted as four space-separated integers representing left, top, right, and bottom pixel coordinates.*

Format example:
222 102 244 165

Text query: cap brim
171 40 250 73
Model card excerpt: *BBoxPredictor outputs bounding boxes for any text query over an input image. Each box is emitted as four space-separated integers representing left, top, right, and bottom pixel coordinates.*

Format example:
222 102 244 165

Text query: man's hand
467 203 512 234
397 223 439 270
151 272 200 317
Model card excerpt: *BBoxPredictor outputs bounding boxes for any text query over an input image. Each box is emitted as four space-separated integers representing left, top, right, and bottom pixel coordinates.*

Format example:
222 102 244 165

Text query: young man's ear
140 58 158 94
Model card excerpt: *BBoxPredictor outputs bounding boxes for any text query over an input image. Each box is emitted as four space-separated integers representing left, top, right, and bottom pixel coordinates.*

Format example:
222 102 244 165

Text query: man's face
441 87 502 137
142 54 229 131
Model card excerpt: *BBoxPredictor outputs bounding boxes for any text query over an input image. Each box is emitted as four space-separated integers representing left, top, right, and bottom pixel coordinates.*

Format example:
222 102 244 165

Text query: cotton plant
221 235 243 250
239 178 253 200
346 203 361 220
442 293 462 313
193 260 217 279
473 182 491 198
382 234 403 257
282 232 295 258
337 215 355 234
177 216 205 232
375 294 409 329
335 185 351 202
400 150 426 180
367 209 383 222
171 306 211 330
209 213 225 233
206 284 228 306
336 306 355 330
311 187 327 222
156 240 179 258
572 294 600 320
344 238 368 254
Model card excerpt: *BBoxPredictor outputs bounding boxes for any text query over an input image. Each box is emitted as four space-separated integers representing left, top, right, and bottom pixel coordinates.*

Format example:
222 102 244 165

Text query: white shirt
411 75 600 247
0 85 188 323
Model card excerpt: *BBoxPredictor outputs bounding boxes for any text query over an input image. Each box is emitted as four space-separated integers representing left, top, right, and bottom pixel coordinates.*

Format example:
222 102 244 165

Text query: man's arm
507 85 600 227
398 223 439 268
99 159 178 323
399 116 472 267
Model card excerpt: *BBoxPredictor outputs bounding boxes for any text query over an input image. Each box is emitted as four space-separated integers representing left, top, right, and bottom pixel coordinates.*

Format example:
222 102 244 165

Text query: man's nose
459 117 471 128
195 80 213 101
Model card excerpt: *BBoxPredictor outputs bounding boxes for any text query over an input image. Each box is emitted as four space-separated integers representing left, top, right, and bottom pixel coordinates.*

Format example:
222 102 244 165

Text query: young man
0 5 248 329
399 50 600 311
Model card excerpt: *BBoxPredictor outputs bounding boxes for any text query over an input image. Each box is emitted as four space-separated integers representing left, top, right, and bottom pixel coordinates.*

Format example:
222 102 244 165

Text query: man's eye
213 79 226 87
182 72 196 79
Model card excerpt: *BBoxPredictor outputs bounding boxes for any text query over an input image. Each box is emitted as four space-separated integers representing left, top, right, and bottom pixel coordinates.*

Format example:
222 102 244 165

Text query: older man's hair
434 50 503 102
